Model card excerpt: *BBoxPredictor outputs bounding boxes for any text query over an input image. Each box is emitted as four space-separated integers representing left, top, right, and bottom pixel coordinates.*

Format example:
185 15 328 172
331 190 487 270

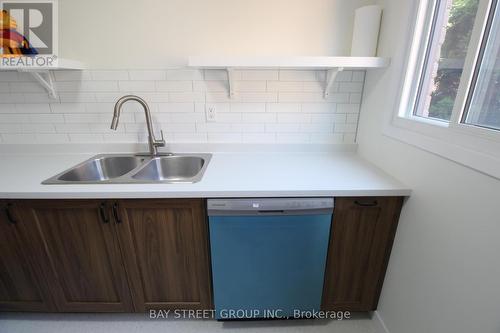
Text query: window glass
414 0 480 121
463 2 500 130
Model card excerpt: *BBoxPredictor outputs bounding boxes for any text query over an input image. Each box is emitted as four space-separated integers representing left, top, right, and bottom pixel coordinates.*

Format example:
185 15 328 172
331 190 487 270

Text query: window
463 1 500 130
400 0 499 131
389 0 500 179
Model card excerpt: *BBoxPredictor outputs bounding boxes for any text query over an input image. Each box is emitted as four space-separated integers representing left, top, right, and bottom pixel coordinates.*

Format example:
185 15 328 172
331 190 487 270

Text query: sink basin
56 156 146 182
42 153 211 184
131 156 207 183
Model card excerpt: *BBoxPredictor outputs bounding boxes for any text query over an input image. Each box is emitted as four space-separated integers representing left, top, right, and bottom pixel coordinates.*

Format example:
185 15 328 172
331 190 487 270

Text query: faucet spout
111 95 166 156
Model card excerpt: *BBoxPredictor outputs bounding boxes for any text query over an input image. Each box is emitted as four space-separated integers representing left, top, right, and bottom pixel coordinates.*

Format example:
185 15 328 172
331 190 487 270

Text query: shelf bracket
227 67 236 98
324 67 344 98
26 70 58 99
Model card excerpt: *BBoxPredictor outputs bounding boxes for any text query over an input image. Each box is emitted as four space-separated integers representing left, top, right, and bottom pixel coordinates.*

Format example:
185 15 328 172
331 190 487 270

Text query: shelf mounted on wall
188 56 391 99
0 59 85 99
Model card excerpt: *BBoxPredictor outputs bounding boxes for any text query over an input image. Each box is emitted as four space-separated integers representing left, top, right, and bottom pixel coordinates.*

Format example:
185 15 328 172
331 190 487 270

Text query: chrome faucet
111 95 166 156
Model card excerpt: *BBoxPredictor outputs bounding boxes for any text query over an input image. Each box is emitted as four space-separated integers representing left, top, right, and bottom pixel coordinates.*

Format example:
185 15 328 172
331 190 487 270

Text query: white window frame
385 0 500 180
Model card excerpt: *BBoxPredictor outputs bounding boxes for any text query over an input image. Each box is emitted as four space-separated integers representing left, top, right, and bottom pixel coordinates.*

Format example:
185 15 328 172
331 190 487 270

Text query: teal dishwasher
207 198 333 320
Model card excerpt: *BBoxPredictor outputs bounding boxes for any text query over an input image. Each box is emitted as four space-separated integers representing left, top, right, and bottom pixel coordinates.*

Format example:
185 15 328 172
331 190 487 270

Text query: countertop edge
0 189 412 200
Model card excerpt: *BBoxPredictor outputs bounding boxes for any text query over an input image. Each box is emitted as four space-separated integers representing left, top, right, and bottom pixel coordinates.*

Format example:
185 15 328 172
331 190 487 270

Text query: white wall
357 1 500 333
59 0 365 68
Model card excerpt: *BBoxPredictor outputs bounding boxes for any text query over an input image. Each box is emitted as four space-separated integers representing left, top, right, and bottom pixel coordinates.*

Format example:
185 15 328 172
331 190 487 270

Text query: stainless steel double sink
43 153 212 184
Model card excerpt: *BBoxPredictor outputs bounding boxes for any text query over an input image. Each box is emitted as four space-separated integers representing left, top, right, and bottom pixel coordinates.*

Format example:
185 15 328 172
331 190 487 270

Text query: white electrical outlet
206 105 217 122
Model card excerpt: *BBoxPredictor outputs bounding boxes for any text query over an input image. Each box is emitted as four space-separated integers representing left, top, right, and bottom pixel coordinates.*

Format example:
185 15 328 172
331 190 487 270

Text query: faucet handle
155 130 166 147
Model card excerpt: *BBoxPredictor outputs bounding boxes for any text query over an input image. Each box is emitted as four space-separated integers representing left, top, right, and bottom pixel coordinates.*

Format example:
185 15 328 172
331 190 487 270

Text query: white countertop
0 149 411 199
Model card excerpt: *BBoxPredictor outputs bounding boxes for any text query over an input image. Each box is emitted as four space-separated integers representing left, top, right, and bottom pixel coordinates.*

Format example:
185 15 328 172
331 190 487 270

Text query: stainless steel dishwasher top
207 198 334 216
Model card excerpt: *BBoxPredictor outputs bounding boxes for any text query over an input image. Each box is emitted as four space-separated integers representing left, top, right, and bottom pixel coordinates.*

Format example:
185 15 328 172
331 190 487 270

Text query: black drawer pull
354 200 378 207
5 204 17 224
99 203 109 224
112 203 122 224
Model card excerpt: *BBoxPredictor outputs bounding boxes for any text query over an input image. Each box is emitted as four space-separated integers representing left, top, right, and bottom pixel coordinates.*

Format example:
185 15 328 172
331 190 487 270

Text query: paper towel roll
351 5 382 57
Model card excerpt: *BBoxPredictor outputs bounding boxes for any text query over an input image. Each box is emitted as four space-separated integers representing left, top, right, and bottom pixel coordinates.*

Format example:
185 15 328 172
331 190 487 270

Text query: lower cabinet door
114 199 212 312
322 197 403 311
18 200 134 312
0 201 56 312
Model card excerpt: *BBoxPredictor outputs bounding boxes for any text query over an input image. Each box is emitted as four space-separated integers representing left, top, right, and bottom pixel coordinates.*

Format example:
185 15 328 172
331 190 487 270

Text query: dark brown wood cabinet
322 197 403 311
0 198 212 313
1 196 403 314
0 201 56 312
114 199 212 311
17 200 134 312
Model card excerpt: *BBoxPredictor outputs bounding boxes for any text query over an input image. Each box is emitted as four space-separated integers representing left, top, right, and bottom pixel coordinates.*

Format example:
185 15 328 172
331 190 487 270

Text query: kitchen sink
132 156 206 182
56 156 146 182
42 153 211 184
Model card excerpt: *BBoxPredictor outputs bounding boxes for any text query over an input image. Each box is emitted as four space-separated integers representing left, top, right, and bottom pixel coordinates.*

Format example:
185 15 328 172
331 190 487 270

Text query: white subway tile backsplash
174 132 207 143
242 113 276 123
55 123 91 133
267 81 303 92
10 82 46 93
277 113 311 124
157 81 193 92
235 81 267 92
239 92 278 103
352 71 366 82
349 93 362 104
129 70 166 81
169 92 205 103
35 134 70 143
29 114 65 123
0 69 364 145
338 82 364 93
23 93 54 103
0 104 16 113
337 104 361 114
239 70 279 81
208 132 242 143
266 103 301 113
277 133 311 143
16 104 51 114
59 92 96 103
0 72 21 82
157 103 194 113
231 103 266 113
243 133 276 143
54 70 92 81
0 93 24 103
302 103 337 114
193 80 226 92
119 81 155 92
310 133 344 144
278 92 323 103
69 133 104 143
167 69 204 81
91 70 129 81
0 114 30 123
279 70 318 81
51 103 86 113
265 123 301 132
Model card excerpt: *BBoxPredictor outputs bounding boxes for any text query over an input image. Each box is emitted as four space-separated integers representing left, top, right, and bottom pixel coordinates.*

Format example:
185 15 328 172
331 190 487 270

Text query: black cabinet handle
5 204 17 224
112 203 122 224
354 200 378 207
99 202 109 224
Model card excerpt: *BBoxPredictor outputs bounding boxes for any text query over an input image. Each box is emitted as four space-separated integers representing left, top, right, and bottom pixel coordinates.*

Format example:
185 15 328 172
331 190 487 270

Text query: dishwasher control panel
207 198 334 216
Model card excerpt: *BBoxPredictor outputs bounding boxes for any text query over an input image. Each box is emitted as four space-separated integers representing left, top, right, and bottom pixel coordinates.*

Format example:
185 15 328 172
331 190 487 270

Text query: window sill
383 116 500 180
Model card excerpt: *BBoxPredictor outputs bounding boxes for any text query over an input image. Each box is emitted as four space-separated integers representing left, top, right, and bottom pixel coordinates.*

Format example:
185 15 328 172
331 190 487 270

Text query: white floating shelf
188 56 390 98
188 56 390 69
0 58 85 99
